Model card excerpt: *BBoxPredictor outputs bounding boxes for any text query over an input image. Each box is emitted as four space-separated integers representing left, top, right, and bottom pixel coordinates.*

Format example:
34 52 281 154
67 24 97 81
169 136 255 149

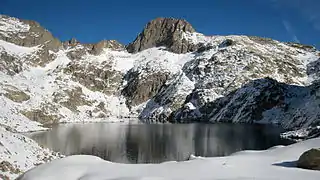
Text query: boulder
297 148 320 170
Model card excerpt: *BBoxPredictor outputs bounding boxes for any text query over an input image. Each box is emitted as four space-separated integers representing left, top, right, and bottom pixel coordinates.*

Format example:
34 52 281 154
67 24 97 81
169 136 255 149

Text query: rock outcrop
122 70 169 107
1 86 30 103
89 40 125 55
64 38 125 57
0 15 61 51
297 148 320 170
127 18 198 54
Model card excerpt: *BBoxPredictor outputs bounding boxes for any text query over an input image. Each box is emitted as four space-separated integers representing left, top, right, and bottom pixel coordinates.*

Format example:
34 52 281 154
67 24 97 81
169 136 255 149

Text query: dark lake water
29 123 292 163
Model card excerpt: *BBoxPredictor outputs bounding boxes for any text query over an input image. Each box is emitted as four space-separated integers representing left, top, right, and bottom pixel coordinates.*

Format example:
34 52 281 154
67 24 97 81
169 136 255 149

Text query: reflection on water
29 123 292 163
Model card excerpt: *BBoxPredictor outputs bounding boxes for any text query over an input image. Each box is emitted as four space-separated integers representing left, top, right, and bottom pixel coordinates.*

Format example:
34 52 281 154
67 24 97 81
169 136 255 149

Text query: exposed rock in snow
17 138 320 180
297 148 320 170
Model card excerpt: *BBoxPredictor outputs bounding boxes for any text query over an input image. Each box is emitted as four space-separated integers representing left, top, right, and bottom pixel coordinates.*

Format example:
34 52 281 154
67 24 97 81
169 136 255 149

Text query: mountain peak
146 17 195 33
126 17 197 54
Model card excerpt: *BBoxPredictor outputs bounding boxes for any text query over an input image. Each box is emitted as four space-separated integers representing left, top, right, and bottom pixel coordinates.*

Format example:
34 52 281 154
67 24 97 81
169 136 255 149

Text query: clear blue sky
1 0 319 48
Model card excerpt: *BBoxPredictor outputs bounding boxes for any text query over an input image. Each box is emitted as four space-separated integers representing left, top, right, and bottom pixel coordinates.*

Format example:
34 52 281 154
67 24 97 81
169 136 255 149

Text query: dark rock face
173 89 211 122
171 77 320 133
307 58 320 82
196 43 214 53
122 70 169 107
127 18 197 54
297 148 320 170
210 78 285 122
219 39 234 48
173 78 286 123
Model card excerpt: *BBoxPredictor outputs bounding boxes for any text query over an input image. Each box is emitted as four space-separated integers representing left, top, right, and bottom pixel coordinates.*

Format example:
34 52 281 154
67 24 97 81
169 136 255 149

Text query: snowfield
18 137 320 180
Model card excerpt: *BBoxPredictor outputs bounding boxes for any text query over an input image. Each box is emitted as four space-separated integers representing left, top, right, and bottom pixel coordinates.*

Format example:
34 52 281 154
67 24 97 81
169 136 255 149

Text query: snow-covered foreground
0 127 62 180
18 138 320 180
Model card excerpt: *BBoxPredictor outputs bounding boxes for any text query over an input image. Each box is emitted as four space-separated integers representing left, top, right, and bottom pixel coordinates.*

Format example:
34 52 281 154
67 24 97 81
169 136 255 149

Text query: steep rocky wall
122 70 169 107
174 77 320 132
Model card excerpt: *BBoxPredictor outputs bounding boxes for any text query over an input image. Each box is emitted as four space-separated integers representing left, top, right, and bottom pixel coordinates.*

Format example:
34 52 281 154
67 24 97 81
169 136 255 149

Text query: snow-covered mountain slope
17 138 320 180
139 35 319 124
0 39 132 132
0 127 61 180
0 14 319 136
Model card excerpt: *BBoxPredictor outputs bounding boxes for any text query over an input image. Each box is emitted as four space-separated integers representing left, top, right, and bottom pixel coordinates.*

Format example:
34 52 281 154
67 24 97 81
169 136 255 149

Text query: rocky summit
0 14 319 139
127 17 198 54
